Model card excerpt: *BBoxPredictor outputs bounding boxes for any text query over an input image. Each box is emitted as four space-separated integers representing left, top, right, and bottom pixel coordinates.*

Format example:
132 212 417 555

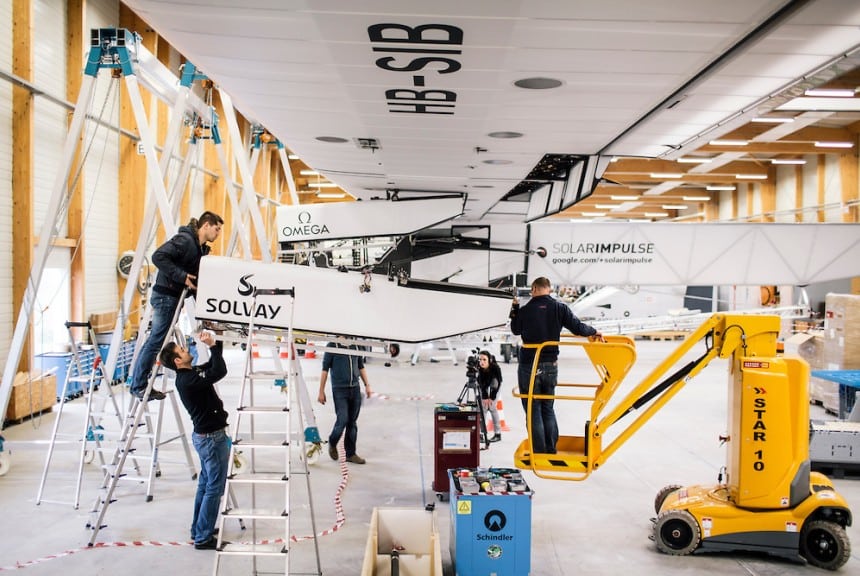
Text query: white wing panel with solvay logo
195 256 511 343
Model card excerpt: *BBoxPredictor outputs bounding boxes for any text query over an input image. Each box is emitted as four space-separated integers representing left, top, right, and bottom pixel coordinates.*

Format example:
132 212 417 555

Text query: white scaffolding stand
214 287 321 576
0 28 216 430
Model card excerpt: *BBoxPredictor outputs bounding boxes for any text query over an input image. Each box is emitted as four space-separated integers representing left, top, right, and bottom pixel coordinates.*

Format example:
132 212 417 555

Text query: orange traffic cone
305 343 316 359
497 399 510 432
251 343 260 358
279 345 289 359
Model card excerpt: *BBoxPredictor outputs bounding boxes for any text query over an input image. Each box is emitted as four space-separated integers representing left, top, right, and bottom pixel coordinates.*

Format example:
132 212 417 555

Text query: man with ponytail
129 211 224 401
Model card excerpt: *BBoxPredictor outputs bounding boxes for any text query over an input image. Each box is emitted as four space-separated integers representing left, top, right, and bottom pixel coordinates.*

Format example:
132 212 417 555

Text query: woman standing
477 350 503 442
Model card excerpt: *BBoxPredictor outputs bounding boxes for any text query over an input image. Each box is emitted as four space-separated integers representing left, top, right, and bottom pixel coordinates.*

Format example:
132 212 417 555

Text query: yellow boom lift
514 314 851 570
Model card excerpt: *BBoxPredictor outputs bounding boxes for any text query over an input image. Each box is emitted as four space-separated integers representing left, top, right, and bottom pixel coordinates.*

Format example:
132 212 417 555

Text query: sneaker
328 444 338 461
346 454 366 465
194 537 218 550
135 389 166 401
490 434 501 443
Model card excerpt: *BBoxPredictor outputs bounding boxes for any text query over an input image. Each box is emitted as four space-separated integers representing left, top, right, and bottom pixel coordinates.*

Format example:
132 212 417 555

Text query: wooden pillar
207 89 228 256
12 0 34 371
118 6 157 332
67 0 86 339
838 152 858 224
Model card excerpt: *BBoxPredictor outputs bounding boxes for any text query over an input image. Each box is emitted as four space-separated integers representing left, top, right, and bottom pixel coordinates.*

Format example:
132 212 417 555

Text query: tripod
456 373 490 451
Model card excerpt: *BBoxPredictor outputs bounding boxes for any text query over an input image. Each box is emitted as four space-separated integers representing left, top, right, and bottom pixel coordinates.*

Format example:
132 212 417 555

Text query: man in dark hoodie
130 211 223 400
510 276 603 454
159 330 228 550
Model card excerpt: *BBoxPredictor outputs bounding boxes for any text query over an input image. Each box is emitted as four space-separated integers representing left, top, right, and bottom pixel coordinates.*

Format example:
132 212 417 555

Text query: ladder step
237 405 289 413
245 371 288 378
218 542 287 556
227 472 287 484
234 436 289 448
223 507 287 520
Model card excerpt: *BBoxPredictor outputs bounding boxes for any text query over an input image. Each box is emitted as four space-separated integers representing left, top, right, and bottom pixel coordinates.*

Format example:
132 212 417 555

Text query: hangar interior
1 1 860 575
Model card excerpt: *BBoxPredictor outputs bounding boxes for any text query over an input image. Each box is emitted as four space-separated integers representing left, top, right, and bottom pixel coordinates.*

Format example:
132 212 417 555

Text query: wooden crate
5 372 56 422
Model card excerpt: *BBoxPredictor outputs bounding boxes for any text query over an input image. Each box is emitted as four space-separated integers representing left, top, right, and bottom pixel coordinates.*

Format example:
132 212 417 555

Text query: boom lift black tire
799 520 851 571
654 484 683 514
654 510 701 556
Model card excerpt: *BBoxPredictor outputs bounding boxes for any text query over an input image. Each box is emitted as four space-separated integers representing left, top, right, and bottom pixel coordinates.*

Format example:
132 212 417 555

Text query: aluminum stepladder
35 321 126 509
85 291 196 546
214 287 321 576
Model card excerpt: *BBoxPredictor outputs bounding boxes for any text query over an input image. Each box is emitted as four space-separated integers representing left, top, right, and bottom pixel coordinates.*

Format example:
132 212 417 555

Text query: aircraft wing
122 1 860 225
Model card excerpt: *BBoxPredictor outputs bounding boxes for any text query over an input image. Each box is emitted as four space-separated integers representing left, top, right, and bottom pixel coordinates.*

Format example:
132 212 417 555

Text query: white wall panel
774 164 796 223
82 0 120 316
823 154 842 222
802 156 818 223
0 0 13 361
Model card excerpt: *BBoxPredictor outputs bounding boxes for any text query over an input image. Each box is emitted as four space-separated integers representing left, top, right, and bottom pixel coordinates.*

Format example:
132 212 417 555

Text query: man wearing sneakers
129 211 223 401
317 342 372 464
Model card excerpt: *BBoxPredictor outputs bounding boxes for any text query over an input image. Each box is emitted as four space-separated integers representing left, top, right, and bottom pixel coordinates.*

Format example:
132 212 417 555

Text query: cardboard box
5 372 56 422
361 507 442 576
89 311 117 334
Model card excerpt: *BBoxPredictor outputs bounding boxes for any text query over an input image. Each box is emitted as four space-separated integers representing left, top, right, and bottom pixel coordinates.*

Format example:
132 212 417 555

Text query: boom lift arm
513 314 852 570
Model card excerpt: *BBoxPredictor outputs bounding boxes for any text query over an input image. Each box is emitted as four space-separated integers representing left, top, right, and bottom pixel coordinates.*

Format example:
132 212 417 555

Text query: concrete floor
1 338 858 575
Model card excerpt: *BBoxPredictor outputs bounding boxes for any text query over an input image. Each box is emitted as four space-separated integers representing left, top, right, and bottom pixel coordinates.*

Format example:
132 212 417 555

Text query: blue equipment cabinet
448 468 533 576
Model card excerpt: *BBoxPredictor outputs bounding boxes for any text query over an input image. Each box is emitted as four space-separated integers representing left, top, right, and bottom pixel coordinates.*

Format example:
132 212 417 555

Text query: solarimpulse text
550 242 655 265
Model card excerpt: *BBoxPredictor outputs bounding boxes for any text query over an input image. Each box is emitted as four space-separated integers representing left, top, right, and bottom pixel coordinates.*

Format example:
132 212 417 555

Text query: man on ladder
159 329 228 550
129 211 224 401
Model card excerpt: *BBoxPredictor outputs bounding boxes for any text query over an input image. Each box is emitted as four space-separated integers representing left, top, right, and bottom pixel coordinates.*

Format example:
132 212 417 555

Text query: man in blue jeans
510 277 603 454
159 330 228 550
130 211 223 401
317 343 373 464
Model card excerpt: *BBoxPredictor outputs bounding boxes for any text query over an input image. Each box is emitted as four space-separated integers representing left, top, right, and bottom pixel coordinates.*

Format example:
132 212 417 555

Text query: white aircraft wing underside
124 1 860 222
195 256 512 342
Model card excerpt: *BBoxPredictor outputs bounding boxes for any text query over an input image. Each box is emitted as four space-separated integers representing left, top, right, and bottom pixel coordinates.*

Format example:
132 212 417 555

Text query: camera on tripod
465 349 480 381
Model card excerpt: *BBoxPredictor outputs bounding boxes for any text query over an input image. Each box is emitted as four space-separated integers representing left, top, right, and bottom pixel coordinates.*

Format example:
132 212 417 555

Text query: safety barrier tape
2 392 427 570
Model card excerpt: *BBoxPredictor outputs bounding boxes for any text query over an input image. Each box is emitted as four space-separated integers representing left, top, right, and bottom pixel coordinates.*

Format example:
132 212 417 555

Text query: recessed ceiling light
736 174 767 180
308 182 338 188
804 88 856 97
677 157 712 164
814 141 854 148
645 212 668 218
299 169 319 175
650 172 684 179
706 185 736 191
709 139 748 146
488 131 523 139
682 196 710 201
581 212 606 217
316 136 349 143
610 195 639 201
287 154 300 160
770 159 806 165
316 192 346 199
594 204 618 210
662 204 688 210
483 159 513 165
751 116 795 123
514 77 563 90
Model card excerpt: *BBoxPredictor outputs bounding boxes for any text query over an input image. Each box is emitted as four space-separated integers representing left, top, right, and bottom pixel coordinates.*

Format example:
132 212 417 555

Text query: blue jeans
518 362 559 454
329 386 362 457
191 429 229 544
130 293 180 395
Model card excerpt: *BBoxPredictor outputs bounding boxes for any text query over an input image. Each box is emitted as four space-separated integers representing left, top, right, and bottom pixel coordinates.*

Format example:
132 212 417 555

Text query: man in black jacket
510 277 602 454
159 330 228 550
130 211 223 400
